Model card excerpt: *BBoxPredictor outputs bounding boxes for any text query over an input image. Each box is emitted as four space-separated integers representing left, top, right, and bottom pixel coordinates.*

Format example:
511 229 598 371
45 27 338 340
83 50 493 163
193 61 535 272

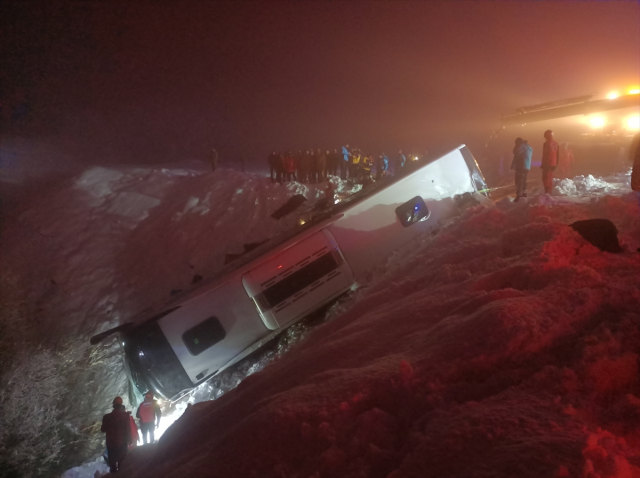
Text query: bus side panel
158 280 270 384
242 230 354 329
327 148 474 279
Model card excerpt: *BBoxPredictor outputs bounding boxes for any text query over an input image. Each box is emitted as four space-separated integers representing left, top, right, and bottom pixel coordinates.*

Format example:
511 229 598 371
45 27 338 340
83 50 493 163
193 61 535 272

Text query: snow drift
1 157 639 478
115 174 639 477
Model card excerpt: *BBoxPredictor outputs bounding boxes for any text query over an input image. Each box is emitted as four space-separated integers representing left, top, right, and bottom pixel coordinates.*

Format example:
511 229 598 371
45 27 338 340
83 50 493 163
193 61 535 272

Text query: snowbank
114 181 639 477
0 163 359 477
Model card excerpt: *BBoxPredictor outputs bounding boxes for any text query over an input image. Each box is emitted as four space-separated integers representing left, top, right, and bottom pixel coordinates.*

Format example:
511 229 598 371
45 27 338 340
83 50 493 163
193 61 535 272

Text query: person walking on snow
136 392 162 445
541 129 560 194
511 137 532 202
101 396 132 473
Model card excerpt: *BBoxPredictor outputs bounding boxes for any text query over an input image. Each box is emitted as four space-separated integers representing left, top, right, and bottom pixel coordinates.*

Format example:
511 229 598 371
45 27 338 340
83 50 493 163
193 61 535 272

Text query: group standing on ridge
266 145 428 184
511 129 581 202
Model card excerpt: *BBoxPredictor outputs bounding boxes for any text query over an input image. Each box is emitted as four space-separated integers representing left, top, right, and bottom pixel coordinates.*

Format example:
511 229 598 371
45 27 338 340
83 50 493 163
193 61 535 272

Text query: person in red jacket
282 151 297 182
541 130 560 194
101 396 132 473
136 392 162 445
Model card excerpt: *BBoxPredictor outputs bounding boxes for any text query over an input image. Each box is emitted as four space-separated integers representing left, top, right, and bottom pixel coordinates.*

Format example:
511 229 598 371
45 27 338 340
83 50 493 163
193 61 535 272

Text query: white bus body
115 145 488 400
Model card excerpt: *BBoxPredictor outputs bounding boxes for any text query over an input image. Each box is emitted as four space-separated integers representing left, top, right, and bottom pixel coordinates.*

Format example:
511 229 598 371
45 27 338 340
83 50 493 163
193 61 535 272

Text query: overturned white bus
91 145 489 401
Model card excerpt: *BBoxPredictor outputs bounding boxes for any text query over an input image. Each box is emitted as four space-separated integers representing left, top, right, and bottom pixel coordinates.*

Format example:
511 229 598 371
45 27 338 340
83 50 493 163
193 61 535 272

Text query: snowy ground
1 156 639 478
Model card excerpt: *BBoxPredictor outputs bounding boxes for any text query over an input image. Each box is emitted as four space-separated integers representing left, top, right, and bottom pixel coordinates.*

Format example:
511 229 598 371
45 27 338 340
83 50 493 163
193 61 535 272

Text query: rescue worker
361 154 373 181
283 151 297 182
341 144 350 179
541 129 560 194
511 137 533 202
101 396 132 473
329 149 340 176
267 151 279 183
395 149 406 176
351 149 361 179
300 150 311 183
136 392 162 445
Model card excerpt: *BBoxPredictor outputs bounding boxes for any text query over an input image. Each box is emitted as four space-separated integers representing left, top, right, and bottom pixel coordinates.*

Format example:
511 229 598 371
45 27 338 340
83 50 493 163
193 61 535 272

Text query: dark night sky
2 1 639 165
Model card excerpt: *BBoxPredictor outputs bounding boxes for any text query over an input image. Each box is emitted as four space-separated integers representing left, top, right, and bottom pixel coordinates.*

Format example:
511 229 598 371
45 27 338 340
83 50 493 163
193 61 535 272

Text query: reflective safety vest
137 401 157 424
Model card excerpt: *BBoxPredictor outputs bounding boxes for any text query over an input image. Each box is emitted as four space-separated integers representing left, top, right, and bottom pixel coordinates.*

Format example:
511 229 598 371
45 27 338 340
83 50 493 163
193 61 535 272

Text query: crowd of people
266 145 428 184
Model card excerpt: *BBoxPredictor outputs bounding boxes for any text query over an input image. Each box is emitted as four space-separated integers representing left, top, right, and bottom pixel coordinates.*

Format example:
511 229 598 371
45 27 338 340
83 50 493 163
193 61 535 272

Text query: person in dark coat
309 149 319 183
282 151 297 182
102 396 132 473
267 151 279 183
395 149 406 176
541 129 560 194
317 149 327 182
136 392 162 445
511 138 533 202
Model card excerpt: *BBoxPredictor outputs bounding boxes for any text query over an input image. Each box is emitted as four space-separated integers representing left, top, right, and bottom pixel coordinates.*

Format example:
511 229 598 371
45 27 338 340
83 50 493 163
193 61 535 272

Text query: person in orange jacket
101 396 132 473
136 392 162 445
541 129 560 194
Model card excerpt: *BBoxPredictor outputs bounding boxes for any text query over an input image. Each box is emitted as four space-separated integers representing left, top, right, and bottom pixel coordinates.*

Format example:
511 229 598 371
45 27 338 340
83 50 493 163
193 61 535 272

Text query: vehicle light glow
607 91 619 100
627 116 640 130
629 88 640 95
589 116 605 128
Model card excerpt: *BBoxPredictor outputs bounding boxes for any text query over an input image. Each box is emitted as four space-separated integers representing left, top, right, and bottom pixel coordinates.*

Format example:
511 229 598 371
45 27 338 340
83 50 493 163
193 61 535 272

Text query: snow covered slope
111 172 639 478
2 160 639 478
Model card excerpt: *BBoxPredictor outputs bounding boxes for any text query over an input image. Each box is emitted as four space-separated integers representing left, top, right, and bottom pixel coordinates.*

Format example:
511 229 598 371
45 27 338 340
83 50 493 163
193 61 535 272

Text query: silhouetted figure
267 151 279 182
101 397 132 473
511 137 532 202
395 149 406 176
541 130 560 194
136 392 161 445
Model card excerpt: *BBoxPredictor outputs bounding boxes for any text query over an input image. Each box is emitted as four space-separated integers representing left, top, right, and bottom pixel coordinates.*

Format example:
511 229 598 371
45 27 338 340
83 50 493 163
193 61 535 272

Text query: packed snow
1 153 639 478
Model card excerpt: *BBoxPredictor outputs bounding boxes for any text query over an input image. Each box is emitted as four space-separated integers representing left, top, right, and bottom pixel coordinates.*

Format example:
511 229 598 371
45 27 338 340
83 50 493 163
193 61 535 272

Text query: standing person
375 154 384 180
309 149 318 183
558 143 575 179
328 149 338 176
136 392 162 445
101 397 132 473
275 153 285 183
361 154 373 181
341 144 350 179
351 149 361 179
511 137 533 202
209 149 219 172
267 151 279 182
300 150 311 183
283 151 296 181
382 153 389 176
541 129 560 194
395 149 406 176
316 149 327 182
631 132 640 192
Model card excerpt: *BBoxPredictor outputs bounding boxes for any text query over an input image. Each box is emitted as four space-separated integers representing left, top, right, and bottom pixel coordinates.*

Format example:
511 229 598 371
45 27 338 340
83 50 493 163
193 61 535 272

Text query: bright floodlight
607 91 619 100
629 88 640 95
589 116 605 128
627 116 640 130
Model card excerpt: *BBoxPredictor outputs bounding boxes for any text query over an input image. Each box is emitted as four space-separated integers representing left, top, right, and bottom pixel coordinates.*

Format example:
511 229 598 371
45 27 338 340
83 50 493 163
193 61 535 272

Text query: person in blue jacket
511 137 533 202
341 144 350 179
